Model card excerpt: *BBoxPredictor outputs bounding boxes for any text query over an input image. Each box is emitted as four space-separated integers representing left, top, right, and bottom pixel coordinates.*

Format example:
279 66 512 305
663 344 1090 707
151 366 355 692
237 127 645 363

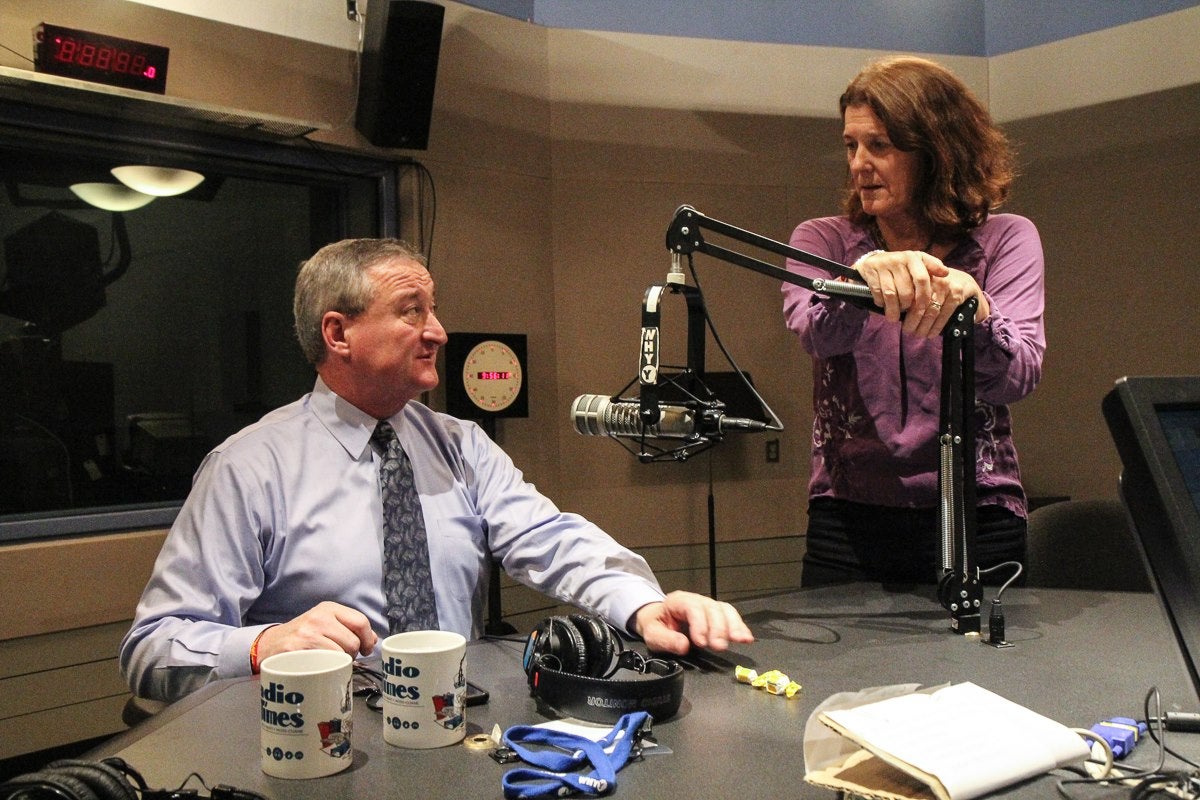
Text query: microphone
571 394 768 440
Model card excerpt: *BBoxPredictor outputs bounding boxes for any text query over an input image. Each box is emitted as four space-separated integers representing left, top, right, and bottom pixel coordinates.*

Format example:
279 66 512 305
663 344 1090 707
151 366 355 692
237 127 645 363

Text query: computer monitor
1103 375 1200 694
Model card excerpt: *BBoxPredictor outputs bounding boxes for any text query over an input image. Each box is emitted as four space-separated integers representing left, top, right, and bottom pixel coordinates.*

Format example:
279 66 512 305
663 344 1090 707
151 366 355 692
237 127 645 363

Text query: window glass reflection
0 142 384 534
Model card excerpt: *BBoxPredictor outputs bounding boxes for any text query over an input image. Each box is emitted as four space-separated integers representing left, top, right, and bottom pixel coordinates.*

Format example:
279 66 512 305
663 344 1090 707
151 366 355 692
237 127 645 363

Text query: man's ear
322 311 351 359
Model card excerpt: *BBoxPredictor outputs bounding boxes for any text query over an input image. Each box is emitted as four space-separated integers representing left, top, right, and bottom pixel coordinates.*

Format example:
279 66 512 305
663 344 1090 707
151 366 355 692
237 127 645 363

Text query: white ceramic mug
380 630 467 748
259 649 354 779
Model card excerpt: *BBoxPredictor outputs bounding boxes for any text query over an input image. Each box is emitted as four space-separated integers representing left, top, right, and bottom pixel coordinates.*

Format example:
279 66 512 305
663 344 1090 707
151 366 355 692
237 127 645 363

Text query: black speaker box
356 1 445 150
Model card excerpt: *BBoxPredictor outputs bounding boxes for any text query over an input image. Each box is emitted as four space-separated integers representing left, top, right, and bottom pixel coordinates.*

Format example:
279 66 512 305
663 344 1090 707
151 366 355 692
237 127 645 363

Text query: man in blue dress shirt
120 238 753 702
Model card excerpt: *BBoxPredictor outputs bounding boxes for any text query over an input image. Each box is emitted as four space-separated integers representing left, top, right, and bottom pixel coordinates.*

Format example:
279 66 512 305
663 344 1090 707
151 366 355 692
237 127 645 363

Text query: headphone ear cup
43 760 138 800
544 615 588 674
523 615 588 677
96 760 147 794
522 617 549 676
567 614 618 677
1 770 99 800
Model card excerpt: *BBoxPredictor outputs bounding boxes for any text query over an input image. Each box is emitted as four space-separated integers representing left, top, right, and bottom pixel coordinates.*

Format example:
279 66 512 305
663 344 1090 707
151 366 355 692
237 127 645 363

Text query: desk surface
92 584 1200 798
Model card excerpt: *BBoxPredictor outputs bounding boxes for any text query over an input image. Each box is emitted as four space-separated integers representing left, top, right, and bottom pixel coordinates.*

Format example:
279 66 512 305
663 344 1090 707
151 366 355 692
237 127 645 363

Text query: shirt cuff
217 623 276 679
610 586 668 638
974 305 1016 361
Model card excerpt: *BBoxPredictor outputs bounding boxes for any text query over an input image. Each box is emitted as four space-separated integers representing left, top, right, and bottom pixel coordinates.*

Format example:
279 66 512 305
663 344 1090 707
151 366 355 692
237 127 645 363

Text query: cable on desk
1074 727 1116 778
0 760 268 800
1145 714 1200 771
352 660 385 712
140 771 269 800
1129 772 1200 800
979 560 1023 600
1054 687 1200 799
979 561 1022 647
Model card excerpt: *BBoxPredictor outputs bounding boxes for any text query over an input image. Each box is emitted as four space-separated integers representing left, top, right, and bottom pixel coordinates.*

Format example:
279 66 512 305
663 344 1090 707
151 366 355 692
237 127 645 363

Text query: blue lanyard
500 711 649 798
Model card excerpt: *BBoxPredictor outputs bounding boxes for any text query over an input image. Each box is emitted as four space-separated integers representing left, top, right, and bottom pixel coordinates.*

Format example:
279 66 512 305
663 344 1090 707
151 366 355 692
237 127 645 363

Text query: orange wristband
250 628 269 674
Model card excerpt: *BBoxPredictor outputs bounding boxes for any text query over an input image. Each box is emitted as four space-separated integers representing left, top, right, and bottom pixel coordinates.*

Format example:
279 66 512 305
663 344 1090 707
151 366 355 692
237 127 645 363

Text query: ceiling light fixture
111 165 205 197
69 182 157 212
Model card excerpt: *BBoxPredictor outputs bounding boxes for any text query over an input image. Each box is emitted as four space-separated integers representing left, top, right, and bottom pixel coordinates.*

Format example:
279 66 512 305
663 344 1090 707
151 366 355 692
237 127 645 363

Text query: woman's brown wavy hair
839 56 1015 240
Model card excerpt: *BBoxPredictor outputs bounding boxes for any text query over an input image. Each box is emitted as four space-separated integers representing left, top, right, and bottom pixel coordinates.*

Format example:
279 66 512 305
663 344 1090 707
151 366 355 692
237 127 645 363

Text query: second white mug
380 630 467 749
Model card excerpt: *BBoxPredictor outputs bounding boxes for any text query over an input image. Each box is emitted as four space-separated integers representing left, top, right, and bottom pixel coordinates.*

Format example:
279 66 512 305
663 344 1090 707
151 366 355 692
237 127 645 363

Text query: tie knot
371 421 396 454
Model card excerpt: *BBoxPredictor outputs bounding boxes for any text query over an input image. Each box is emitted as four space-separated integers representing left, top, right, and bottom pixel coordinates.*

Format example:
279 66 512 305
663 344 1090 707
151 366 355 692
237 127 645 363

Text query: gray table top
92 584 1200 798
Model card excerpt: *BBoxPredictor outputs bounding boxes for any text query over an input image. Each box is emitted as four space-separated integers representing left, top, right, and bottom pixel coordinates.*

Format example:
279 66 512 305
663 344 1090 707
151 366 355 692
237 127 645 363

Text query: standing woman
783 56 1045 587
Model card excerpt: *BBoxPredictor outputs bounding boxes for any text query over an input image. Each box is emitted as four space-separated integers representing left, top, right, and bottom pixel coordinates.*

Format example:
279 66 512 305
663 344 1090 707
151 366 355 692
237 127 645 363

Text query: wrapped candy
735 665 801 699
734 665 759 684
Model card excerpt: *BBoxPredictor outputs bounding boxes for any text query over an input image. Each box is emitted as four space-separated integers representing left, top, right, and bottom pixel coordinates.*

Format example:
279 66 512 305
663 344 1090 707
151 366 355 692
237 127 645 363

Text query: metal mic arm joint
665 205 874 311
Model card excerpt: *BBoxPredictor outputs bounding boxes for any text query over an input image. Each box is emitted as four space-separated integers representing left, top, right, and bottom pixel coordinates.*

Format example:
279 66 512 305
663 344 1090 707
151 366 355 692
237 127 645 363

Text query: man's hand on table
632 591 754 654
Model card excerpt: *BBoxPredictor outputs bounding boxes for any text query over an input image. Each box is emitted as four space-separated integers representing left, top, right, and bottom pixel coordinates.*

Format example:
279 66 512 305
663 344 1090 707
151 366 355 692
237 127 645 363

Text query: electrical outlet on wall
766 439 780 463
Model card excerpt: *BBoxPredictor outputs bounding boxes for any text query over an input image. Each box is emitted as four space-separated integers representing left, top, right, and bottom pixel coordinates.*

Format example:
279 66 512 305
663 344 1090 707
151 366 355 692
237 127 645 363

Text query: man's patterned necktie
372 421 438 633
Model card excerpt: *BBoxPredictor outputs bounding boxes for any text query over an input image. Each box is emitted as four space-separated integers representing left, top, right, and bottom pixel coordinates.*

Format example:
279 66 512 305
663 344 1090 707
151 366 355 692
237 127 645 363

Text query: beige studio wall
2 0 1199 606
1 0 1199 755
4 0 1200 608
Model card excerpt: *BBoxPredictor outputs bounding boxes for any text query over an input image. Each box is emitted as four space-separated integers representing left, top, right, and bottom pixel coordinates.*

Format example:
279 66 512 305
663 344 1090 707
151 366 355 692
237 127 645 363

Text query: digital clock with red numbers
445 333 529 419
462 341 523 412
33 23 169 95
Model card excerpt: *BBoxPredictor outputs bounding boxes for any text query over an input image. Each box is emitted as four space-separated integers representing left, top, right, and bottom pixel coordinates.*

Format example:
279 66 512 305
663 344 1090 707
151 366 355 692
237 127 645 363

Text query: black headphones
0 759 144 800
0 758 265 800
521 613 685 724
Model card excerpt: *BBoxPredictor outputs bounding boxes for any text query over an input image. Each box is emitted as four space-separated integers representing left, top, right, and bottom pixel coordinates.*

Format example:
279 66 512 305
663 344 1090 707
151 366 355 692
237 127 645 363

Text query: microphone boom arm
666 205 878 309
664 204 980 635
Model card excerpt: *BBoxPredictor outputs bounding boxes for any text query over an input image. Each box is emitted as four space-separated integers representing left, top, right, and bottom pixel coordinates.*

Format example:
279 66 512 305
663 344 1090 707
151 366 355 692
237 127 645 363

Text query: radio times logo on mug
258 650 354 779
261 680 352 761
381 630 468 749
382 652 465 734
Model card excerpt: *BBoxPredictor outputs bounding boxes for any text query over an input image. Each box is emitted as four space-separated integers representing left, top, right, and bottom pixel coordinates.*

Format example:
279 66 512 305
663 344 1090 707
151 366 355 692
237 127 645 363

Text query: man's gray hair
293 238 427 365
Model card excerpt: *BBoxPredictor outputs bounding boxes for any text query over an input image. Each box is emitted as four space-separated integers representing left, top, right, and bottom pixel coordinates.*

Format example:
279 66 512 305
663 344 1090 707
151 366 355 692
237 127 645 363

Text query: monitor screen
1104 376 1200 695
1158 407 1200 519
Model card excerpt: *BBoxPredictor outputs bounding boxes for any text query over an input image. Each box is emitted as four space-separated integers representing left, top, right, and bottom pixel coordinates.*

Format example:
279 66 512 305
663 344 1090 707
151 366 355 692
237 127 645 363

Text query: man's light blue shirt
120 378 665 702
